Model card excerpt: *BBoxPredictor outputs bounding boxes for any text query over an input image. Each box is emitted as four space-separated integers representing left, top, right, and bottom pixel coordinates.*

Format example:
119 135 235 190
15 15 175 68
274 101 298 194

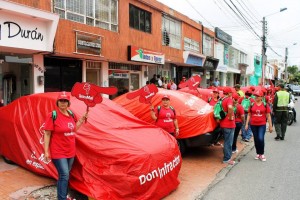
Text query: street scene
0 0 300 200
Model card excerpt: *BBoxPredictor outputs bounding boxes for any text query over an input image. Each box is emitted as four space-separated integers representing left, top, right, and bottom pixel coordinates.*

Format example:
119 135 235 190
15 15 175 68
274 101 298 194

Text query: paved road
199 102 300 200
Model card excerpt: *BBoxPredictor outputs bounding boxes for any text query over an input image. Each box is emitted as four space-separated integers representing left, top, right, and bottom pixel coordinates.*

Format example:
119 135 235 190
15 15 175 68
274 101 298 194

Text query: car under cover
113 89 218 139
0 92 181 200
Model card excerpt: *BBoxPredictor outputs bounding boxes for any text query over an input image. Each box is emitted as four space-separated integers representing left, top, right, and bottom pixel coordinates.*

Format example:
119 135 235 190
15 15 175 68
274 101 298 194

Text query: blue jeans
52 157 74 200
232 122 243 151
242 113 252 140
221 128 234 162
250 125 266 155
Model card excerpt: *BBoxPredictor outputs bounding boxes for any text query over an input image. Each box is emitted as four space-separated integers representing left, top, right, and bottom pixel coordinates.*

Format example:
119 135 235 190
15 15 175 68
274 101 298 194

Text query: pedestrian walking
150 95 179 137
273 83 290 140
232 93 245 154
219 87 235 165
43 92 88 200
208 88 220 106
245 90 272 161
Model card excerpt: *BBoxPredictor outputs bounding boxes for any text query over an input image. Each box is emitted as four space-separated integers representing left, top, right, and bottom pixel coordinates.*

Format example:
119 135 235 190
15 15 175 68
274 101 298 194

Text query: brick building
0 0 219 104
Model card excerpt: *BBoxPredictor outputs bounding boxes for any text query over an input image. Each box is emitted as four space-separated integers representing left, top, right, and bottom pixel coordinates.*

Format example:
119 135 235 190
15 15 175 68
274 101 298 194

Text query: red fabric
44 110 77 159
0 92 181 200
220 97 236 128
126 84 158 104
155 106 176 133
114 89 218 139
266 95 274 104
249 103 271 125
234 104 244 123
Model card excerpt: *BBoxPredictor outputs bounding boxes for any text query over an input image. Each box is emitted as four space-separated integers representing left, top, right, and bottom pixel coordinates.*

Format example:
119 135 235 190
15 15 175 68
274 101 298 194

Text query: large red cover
0 93 181 200
114 89 218 139
179 87 224 102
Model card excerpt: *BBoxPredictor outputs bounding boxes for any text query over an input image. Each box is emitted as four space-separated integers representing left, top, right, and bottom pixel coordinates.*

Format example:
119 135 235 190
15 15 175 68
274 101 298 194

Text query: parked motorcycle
287 107 294 126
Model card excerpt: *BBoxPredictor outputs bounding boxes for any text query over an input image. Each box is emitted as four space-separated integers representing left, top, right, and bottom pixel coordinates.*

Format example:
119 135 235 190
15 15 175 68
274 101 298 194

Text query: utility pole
261 17 266 86
285 47 288 82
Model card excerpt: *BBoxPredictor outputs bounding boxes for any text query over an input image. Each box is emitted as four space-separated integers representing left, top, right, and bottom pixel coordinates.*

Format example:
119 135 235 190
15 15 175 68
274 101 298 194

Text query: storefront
0 1 58 105
182 51 205 86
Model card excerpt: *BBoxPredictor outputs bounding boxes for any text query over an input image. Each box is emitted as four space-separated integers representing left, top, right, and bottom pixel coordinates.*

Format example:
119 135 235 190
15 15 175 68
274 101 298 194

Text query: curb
195 140 255 200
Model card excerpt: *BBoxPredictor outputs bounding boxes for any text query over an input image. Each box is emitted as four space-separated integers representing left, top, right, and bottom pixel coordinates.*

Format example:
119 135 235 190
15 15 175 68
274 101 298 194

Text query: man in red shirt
220 87 236 165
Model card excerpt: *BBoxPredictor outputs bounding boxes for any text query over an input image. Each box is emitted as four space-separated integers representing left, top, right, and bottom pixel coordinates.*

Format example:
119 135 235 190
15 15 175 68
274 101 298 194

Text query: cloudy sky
157 0 300 66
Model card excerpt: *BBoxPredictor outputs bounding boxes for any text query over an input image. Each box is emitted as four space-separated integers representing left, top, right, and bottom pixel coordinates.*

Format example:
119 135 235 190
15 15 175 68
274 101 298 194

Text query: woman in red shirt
150 95 179 137
232 93 245 154
208 88 220 107
44 92 88 200
245 90 273 162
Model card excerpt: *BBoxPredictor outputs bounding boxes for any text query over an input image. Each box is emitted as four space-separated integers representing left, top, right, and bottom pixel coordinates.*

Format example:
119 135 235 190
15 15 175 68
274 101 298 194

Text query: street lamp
261 7 287 85
284 43 297 82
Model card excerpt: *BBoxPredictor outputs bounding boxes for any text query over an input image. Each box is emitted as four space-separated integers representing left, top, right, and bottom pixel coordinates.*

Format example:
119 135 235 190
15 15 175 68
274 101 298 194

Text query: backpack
157 106 175 121
213 97 227 120
52 110 75 123
241 97 251 112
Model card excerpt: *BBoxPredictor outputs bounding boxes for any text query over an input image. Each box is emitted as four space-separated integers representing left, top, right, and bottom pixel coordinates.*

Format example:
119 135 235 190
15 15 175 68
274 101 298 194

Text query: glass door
129 73 140 91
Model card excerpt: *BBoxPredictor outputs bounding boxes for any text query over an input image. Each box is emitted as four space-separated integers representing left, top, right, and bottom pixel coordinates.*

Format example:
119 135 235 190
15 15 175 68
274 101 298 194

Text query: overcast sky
157 0 300 66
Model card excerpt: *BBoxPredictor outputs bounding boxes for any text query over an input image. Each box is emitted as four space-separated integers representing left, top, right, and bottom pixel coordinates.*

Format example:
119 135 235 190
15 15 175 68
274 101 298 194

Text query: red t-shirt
44 110 78 159
209 98 218 106
248 103 271 126
234 104 244 123
220 97 236 128
155 106 176 133
266 95 274 105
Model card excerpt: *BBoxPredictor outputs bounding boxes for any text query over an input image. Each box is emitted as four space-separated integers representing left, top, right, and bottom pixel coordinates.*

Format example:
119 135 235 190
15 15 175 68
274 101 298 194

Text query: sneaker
274 136 280 140
260 155 266 161
255 154 260 160
280 137 284 140
232 149 239 154
223 160 235 165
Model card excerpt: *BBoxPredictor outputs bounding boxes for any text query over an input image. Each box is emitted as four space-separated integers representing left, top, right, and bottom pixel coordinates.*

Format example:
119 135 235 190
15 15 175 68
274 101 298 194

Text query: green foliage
287 65 300 83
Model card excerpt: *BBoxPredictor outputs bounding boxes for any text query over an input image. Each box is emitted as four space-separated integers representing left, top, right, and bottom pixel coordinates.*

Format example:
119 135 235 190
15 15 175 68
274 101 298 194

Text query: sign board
128 46 165 64
76 32 102 56
215 27 232 45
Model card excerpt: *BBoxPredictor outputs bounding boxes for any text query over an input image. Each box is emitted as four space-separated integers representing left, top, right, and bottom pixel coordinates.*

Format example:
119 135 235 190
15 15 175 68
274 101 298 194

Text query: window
129 4 151 33
184 37 200 52
203 34 213 56
54 0 118 32
162 16 182 49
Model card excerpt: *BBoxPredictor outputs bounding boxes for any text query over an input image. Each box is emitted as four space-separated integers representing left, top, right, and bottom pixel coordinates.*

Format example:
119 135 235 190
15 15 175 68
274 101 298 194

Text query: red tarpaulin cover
0 93 181 200
179 87 224 102
114 89 218 139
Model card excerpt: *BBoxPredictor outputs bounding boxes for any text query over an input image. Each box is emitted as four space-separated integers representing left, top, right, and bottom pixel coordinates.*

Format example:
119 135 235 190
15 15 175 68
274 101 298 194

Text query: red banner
178 75 201 90
126 84 158 104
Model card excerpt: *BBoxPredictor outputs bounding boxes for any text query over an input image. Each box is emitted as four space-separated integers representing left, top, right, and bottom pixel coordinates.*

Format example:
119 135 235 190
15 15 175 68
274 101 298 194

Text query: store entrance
44 57 82 92
0 54 32 106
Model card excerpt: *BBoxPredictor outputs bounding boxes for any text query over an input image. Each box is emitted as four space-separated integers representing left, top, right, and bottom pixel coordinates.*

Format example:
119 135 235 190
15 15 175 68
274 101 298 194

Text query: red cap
223 87 233 94
253 90 263 97
57 91 70 101
232 93 240 101
250 86 255 91
212 88 219 93
162 95 170 100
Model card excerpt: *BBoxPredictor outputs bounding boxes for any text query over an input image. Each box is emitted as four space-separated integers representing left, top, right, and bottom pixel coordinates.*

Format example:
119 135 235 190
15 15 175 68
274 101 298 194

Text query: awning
227 67 241 74
216 65 228 73
183 51 205 66
203 56 219 71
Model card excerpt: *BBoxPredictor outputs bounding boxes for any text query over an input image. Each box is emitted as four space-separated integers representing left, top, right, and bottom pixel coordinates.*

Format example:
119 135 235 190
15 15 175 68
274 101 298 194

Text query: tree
287 65 300 83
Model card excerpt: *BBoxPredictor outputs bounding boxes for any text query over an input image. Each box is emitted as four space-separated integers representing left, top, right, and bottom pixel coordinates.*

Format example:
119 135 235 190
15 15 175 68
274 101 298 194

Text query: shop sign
186 54 203 66
0 2 58 52
76 32 102 56
215 27 232 45
109 70 129 78
128 46 165 64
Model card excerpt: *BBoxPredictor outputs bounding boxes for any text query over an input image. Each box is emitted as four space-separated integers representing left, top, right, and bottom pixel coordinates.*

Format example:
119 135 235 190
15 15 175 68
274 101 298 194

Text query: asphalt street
199 101 300 200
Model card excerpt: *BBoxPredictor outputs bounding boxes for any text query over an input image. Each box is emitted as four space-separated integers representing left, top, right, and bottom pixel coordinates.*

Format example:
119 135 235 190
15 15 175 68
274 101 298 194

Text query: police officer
273 83 291 140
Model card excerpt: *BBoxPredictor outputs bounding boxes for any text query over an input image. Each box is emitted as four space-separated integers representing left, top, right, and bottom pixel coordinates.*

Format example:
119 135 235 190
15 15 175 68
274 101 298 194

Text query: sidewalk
0 157 55 200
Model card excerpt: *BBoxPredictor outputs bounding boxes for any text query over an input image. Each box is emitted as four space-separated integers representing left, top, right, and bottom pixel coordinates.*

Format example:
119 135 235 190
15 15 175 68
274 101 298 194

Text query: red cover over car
179 87 224 102
0 93 181 200
114 89 218 139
